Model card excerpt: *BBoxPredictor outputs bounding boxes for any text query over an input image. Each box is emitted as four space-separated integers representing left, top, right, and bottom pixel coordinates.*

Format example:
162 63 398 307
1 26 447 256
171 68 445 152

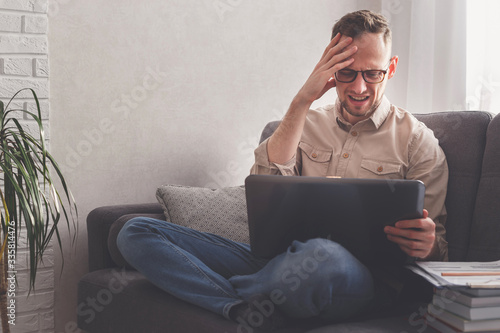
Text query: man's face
335 33 397 125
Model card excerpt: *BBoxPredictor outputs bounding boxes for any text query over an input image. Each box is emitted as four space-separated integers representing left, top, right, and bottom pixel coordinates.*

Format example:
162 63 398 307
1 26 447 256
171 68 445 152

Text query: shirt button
311 153 318 158
351 131 358 137
343 153 349 159
377 166 384 172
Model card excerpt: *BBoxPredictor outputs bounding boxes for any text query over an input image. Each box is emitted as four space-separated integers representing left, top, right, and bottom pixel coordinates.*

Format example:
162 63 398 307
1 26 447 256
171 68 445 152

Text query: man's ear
387 56 399 79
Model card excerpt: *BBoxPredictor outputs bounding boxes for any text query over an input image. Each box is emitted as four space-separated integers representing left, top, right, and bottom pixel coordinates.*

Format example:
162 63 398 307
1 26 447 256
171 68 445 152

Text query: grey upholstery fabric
467 112 500 261
78 269 317 333
414 112 492 261
306 314 435 333
156 185 249 243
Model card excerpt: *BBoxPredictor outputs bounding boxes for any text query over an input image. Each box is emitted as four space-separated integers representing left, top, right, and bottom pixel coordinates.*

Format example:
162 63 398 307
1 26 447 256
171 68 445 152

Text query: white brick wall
2 57 32 76
0 1 54 332
0 13 22 32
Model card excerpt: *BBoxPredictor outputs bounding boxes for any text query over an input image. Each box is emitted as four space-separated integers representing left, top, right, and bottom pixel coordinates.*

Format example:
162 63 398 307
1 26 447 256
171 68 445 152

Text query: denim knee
287 238 352 267
116 217 149 255
287 238 374 297
261 238 374 319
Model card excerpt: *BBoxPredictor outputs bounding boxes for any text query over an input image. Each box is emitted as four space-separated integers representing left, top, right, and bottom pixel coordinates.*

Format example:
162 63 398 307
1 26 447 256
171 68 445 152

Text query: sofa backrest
259 111 493 262
467 112 500 261
414 112 491 261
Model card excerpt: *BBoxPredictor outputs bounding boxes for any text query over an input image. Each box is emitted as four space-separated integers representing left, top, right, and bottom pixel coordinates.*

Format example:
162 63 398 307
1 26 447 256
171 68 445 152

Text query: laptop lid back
245 175 425 266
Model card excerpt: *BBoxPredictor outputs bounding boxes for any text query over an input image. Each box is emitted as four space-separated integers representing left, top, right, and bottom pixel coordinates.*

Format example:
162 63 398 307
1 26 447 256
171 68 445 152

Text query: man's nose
351 73 368 94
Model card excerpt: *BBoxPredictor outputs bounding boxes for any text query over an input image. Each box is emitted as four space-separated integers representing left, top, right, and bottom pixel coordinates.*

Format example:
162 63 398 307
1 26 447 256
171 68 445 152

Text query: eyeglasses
334 61 391 84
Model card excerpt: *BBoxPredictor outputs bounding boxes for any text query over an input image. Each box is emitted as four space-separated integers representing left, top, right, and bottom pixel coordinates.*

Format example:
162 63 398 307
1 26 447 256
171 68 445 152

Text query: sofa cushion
78 269 318 333
77 269 244 333
305 312 435 333
156 185 250 243
467 112 500 261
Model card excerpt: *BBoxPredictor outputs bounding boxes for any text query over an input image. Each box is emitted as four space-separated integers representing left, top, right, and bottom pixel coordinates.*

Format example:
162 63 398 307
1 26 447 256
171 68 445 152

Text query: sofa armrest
87 203 165 272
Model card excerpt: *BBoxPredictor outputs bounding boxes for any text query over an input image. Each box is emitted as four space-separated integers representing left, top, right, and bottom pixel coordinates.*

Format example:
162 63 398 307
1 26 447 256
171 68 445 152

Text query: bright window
466 0 500 113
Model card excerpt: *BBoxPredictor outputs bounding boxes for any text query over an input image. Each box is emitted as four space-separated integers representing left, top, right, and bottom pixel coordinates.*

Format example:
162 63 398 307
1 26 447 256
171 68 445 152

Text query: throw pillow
155 184 250 244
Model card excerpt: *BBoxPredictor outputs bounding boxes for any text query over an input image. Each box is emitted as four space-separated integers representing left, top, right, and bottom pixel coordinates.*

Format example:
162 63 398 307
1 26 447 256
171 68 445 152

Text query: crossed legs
117 217 374 324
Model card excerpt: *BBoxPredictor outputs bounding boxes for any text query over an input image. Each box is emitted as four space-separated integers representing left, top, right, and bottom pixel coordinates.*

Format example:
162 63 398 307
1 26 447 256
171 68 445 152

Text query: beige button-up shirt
251 96 449 261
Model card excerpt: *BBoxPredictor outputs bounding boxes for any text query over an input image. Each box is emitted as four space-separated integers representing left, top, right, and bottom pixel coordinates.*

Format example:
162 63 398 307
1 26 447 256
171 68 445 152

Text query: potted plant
0 88 77 332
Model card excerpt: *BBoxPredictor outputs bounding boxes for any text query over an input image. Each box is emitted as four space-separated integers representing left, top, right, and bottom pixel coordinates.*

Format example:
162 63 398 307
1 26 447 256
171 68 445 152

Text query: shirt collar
334 95 391 130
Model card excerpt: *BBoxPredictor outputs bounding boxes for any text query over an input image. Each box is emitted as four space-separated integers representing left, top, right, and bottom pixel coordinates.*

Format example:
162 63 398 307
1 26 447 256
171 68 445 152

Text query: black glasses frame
335 60 392 84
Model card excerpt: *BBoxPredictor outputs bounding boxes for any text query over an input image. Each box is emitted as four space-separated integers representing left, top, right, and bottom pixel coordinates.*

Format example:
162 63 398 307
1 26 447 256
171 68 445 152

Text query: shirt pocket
358 158 403 179
298 142 333 176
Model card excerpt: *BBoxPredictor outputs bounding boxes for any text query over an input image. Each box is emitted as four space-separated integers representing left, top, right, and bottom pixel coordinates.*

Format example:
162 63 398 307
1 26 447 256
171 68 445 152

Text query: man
253 10 447 262
118 10 448 332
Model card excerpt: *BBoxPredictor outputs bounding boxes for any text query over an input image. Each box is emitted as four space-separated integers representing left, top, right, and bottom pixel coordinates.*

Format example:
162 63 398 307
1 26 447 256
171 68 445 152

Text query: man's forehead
339 32 387 49
343 59 389 71
340 32 391 67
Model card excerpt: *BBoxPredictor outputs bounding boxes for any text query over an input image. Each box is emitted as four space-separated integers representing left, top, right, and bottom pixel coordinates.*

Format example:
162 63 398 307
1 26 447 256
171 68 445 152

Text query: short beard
341 98 381 119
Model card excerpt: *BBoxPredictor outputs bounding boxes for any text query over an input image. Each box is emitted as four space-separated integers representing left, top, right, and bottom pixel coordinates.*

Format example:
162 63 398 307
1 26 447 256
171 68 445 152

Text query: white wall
48 0 358 330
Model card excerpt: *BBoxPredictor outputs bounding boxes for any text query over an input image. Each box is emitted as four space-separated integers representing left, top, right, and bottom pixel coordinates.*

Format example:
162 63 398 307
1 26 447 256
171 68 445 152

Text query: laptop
244 175 425 266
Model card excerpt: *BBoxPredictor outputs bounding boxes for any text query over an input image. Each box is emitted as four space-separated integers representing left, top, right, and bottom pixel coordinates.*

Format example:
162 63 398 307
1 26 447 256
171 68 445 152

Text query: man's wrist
291 93 313 112
421 240 440 261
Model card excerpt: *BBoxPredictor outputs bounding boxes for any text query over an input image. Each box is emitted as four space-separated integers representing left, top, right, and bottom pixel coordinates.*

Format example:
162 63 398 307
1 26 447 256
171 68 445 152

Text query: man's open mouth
349 95 369 102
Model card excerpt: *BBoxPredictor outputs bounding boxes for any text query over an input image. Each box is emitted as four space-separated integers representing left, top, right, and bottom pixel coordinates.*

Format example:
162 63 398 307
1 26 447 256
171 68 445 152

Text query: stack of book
406 260 500 332
425 287 500 332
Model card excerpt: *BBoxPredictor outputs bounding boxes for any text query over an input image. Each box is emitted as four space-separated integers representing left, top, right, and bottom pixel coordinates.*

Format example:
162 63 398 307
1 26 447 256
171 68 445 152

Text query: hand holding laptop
384 209 438 260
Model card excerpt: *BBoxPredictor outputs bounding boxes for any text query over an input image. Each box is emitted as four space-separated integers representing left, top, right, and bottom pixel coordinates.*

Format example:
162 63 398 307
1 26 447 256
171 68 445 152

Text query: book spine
433 295 500 321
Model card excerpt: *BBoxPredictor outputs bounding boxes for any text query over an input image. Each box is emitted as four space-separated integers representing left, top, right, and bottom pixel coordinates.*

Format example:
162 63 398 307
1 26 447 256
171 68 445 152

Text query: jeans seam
154 221 261 260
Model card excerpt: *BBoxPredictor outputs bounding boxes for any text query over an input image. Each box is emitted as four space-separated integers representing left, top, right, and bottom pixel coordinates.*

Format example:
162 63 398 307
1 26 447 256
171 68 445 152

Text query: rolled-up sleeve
250 138 298 176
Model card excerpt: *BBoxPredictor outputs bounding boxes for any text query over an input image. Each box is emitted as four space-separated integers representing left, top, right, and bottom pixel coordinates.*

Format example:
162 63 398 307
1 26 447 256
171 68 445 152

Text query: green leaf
0 88 77 293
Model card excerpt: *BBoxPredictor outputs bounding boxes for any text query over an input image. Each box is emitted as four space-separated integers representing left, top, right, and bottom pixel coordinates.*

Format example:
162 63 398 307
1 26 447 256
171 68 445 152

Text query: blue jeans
117 218 374 321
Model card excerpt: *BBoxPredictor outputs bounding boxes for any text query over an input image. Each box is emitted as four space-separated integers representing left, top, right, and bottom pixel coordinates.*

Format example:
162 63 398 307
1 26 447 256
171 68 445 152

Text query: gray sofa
77 110 500 332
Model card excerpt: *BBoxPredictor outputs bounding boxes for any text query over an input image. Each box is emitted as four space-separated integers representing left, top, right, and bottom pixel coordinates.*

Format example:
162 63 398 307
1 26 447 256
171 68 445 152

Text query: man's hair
331 10 391 45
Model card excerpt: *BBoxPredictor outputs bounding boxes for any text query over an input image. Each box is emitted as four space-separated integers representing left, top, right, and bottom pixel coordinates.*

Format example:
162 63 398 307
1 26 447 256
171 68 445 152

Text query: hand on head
295 33 357 106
